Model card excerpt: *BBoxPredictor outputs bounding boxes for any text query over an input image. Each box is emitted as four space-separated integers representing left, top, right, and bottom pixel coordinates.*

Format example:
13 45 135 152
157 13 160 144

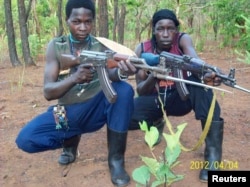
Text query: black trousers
129 75 221 129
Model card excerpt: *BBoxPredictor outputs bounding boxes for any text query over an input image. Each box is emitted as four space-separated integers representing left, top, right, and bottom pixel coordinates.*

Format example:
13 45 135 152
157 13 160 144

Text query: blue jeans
16 81 134 153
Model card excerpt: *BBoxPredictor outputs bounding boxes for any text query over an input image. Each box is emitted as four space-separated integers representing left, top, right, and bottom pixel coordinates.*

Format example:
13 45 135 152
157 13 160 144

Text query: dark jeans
129 75 221 130
16 81 134 153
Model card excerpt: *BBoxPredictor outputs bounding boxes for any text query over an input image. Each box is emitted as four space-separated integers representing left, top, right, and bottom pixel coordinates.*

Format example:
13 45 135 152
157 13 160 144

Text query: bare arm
179 34 200 80
179 34 199 58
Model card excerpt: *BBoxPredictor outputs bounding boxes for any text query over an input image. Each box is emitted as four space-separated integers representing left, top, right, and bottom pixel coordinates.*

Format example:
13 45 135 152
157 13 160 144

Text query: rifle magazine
96 67 117 103
174 69 190 100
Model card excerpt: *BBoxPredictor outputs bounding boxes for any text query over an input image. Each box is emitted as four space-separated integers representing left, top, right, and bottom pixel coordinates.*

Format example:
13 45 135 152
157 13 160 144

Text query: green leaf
167 174 185 186
163 123 187 150
157 164 171 180
139 120 149 132
163 123 186 166
132 165 150 185
152 180 165 187
141 156 160 176
165 144 181 166
157 165 184 186
145 126 159 148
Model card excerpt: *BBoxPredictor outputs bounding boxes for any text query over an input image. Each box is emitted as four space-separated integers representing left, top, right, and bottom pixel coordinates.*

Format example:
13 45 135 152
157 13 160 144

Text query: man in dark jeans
129 9 224 182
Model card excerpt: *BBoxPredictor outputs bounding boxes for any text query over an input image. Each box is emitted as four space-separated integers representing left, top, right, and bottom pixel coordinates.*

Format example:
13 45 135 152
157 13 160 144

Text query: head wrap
152 9 179 27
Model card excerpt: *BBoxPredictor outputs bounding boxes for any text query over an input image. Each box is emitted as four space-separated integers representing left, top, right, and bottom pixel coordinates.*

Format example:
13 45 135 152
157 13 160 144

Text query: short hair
65 0 95 19
152 9 179 27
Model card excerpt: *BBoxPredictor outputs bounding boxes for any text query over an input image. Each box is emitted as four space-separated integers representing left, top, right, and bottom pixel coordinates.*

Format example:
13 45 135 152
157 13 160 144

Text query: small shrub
132 120 187 187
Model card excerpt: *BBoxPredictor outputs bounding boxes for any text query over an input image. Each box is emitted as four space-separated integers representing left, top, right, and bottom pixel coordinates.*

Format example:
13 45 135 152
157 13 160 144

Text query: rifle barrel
155 74 232 94
233 85 250 93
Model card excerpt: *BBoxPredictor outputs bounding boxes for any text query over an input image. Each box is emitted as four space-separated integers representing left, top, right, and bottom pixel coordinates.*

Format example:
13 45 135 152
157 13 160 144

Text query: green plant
132 120 186 187
235 15 250 52
10 66 26 92
235 50 250 64
28 34 44 58
234 15 250 64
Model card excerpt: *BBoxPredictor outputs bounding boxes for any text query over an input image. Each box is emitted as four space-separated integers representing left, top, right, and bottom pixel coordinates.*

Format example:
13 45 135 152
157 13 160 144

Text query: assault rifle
141 52 250 100
77 50 250 103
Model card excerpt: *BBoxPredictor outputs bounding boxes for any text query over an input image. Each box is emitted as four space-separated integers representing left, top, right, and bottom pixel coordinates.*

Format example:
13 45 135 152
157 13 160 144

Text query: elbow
136 87 146 96
44 95 53 101
136 88 142 96
44 93 53 101
43 88 54 101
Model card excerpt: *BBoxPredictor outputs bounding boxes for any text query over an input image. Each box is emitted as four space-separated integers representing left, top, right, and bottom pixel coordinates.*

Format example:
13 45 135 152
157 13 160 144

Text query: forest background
1 0 250 67
0 0 250 186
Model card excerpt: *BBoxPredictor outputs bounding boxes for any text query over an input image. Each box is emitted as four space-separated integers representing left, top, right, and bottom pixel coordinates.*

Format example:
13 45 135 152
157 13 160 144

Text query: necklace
69 33 80 43
69 34 92 56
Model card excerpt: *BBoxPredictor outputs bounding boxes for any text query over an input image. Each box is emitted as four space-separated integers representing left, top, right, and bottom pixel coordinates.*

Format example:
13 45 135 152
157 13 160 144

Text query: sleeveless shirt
52 34 106 105
141 32 188 90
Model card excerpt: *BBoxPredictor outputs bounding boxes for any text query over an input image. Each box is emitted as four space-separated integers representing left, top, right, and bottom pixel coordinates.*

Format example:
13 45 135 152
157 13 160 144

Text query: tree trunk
91 0 96 36
112 0 118 41
57 0 63 37
98 0 108 38
135 10 142 42
25 0 33 22
31 0 41 38
118 4 126 44
4 0 21 67
18 0 35 66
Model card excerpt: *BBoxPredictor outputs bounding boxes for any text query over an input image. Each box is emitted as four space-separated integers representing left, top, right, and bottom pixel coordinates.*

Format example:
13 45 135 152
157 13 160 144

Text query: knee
15 132 36 153
113 82 134 98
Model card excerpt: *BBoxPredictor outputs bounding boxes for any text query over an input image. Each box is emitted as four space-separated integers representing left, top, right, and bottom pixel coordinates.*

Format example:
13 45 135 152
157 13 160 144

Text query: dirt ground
0 46 250 187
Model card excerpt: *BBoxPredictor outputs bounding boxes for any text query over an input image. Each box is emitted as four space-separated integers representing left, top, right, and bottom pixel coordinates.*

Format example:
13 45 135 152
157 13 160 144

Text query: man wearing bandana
129 9 224 182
